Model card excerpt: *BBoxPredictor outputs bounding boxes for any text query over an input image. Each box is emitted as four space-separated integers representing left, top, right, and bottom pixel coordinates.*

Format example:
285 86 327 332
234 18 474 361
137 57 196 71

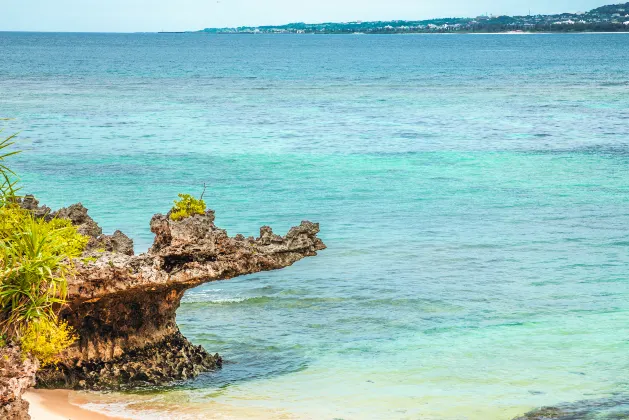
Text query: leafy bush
0 133 82 363
19 317 77 366
170 193 206 221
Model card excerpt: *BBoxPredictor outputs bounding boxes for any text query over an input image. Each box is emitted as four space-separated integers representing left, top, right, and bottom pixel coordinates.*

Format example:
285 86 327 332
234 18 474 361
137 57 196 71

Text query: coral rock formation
29 198 325 390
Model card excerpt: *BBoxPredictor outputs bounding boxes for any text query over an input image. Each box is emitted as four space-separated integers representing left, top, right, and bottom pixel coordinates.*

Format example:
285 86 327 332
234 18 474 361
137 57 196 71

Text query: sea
1 32 629 419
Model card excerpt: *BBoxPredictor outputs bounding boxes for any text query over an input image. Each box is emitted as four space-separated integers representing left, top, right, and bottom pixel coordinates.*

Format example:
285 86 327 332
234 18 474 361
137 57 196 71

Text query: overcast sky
0 0 614 32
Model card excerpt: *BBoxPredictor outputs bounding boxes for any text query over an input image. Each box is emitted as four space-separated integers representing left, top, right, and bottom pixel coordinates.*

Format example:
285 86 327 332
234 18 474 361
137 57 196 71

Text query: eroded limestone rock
32 204 324 390
54 203 103 238
16 195 51 220
17 196 135 255
0 346 38 420
37 331 221 390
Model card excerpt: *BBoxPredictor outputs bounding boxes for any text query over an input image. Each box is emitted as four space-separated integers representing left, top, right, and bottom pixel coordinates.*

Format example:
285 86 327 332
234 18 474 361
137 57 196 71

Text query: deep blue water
1 32 629 419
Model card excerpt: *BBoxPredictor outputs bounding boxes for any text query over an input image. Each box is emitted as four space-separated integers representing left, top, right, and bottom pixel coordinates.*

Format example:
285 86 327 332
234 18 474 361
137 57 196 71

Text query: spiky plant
0 132 83 364
0 210 87 337
0 132 21 205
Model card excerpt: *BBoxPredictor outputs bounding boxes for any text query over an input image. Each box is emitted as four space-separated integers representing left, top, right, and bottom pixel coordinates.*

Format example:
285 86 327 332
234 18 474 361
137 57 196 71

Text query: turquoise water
2 33 629 419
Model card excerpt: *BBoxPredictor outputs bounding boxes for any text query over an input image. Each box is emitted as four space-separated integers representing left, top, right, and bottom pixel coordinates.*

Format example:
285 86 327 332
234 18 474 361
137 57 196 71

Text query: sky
0 0 616 32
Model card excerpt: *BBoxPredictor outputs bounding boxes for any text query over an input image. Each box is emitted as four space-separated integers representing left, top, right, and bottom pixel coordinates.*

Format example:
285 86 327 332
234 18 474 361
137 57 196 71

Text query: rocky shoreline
0 346 38 420
1 196 325 417
36 331 222 390
37 197 325 390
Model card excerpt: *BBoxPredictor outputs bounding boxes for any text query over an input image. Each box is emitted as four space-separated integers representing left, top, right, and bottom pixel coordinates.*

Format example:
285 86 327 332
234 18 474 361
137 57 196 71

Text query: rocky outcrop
17 195 51 220
17 196 135 255
29 199 325 390
0 346 38 420
54 202 135 255
54 203 104 239
37 331 221 390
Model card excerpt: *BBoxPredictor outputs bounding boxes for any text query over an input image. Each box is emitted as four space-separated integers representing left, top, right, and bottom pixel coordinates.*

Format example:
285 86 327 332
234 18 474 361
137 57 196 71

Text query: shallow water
1 33 629 419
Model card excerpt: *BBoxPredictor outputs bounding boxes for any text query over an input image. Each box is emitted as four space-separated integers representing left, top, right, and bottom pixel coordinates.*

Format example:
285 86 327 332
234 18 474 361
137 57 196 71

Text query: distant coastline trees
197 2 629 34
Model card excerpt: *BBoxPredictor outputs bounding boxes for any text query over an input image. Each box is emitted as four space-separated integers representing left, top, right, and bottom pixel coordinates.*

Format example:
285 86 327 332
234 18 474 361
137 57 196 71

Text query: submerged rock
32 204 325 390
0 346 39 420
513 407 565 420
513 395 629 420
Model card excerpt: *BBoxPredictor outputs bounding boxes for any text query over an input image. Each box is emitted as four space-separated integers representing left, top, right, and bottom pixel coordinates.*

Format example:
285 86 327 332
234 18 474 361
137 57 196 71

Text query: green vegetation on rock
0 132 20 206
170 193 206 221
0 133 81 365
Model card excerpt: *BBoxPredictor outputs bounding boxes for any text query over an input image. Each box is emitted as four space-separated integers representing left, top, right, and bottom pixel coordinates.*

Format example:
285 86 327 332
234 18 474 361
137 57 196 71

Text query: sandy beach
25 389 125 420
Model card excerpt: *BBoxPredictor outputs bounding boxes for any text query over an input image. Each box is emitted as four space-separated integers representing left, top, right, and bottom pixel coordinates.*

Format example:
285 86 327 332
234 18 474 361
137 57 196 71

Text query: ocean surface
1 32 629 419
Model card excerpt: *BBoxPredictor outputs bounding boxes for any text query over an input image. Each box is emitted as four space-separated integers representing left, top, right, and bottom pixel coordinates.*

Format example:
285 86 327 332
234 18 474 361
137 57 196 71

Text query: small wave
207 297 250 303
182 296 253 304
182 295 274 305
182 295 348 308
78 401 200 420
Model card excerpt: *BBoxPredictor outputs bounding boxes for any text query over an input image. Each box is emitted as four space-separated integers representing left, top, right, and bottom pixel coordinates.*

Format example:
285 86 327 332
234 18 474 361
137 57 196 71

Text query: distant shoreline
2 30 629 35
155 31 629 35
195 3 629 35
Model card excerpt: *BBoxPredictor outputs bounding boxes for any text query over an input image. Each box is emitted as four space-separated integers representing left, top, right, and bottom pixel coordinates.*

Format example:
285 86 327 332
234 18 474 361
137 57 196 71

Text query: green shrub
0 133 81 362
0 206 87 337
170 193 206 221
19 317 77 366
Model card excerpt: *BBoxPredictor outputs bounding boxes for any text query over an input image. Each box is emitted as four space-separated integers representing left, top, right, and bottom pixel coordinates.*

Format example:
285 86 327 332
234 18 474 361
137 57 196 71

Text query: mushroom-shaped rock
35 206 325 390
